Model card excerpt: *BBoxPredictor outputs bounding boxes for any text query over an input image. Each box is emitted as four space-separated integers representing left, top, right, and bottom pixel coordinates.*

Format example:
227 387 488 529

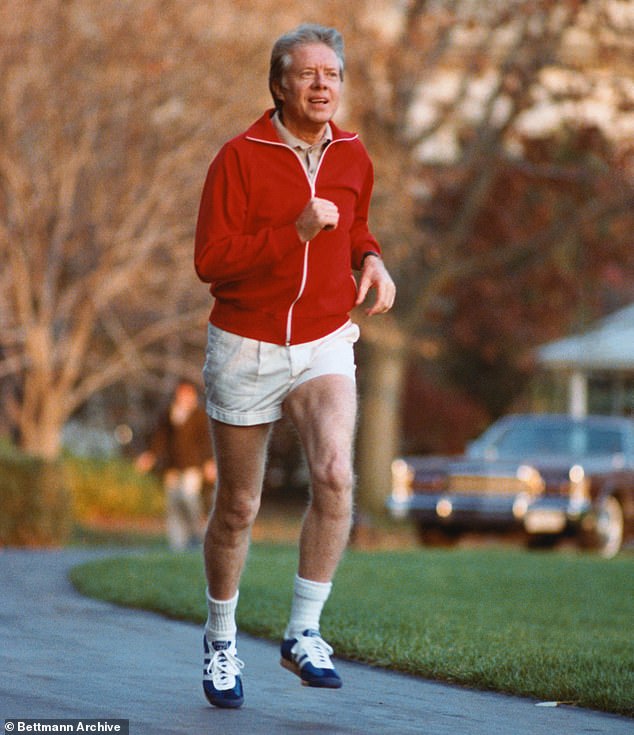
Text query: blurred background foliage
63 454 165 523
0 439 72 545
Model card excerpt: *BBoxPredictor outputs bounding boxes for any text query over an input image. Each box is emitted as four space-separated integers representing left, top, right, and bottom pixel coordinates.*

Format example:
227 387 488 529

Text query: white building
536 303 634 417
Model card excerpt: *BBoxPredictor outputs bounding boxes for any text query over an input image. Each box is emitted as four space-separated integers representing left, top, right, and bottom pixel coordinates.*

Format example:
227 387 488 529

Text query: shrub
0 442 73 547
62 455 165 523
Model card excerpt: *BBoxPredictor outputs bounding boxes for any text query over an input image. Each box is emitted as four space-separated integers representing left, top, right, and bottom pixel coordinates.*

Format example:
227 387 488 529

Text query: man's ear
272 80 285 105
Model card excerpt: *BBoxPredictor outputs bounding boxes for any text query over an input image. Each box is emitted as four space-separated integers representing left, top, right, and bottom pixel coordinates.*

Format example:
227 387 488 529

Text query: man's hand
295 197 339 242
355 255 396 315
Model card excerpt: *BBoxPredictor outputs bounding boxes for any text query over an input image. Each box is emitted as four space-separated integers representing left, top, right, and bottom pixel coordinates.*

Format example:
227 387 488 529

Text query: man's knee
312 448 353 489
310 454 354 517
210 491 261 536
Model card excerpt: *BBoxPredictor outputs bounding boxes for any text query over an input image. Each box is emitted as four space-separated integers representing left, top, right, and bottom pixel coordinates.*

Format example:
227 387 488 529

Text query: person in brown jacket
137 381 216 550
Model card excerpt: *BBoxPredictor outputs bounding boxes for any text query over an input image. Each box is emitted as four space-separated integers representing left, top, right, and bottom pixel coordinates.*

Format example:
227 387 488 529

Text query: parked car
387 414 634 557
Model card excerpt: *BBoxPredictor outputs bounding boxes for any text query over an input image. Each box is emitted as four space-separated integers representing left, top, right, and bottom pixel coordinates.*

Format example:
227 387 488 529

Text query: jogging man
195 23 395 708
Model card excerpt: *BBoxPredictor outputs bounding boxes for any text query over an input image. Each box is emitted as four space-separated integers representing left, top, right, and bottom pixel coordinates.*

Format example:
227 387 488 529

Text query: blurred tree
442 125 634 416
0 0 278 458
345 0 634 512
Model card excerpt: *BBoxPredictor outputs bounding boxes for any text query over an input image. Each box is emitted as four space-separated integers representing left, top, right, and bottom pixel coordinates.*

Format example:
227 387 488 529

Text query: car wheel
581 495 624 559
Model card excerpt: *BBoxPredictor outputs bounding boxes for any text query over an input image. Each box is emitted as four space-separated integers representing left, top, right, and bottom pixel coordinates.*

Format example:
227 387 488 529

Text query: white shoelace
206 649 245 690
293 633 334 669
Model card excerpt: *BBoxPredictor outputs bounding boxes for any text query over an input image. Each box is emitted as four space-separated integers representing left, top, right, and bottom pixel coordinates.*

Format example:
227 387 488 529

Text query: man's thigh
210 420 272 500
283 375 357 476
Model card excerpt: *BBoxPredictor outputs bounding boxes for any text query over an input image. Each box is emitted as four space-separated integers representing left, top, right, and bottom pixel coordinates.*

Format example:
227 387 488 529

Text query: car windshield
489 422 624 458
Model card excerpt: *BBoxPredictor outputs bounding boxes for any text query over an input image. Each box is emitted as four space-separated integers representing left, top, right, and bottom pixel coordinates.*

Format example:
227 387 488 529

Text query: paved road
0 549 631 735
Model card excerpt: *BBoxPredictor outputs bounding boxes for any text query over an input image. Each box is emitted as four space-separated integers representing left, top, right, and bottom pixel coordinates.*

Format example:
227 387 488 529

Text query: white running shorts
202 321 359 426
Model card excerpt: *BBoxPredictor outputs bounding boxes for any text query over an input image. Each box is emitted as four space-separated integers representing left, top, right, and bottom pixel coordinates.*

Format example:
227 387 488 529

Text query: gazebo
536 303 634 417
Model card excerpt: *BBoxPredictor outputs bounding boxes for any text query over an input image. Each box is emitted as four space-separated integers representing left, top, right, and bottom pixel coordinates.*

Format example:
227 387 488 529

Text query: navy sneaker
280 629 342 688
203 635 245 708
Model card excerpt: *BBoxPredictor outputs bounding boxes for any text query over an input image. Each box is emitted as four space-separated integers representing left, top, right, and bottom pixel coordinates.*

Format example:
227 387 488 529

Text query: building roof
537 303 634 371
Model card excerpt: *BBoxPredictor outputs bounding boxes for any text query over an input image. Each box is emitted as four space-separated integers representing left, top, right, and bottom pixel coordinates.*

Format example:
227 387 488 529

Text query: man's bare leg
279 374 356 687
204 420 272 600
202 420 272 709
284 374 357 582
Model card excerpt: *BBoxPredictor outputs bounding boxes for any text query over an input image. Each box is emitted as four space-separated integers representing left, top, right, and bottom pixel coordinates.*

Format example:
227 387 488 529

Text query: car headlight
512 493 530 519
569 464 584 484
516 464 545 495
568 464 590 507
391 458 414 502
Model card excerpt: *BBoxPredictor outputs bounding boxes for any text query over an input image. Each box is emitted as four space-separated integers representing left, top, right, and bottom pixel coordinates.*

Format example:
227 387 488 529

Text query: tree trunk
19 404 65 461
356 342 406 517
19 362 66 461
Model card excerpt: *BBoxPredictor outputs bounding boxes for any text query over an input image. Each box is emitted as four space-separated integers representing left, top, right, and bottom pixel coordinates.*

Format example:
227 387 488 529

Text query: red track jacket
194 110 381 345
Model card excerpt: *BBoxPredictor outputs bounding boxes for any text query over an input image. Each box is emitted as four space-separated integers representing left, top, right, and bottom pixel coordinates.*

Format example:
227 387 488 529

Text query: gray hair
269 24 345 112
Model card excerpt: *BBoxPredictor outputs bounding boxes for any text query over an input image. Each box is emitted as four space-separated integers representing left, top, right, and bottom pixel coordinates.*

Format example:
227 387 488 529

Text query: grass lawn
70 544 634 716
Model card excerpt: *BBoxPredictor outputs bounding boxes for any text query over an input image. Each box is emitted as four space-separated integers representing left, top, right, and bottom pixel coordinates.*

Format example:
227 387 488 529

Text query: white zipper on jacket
245 133 358 345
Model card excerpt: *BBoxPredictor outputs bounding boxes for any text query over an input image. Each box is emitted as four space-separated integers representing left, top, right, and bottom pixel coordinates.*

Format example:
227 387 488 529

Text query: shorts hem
206 403 282 426
291 368 356 393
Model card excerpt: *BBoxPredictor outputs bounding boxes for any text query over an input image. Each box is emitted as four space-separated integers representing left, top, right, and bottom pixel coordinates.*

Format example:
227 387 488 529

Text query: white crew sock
284 574 333 640
205 589 239 643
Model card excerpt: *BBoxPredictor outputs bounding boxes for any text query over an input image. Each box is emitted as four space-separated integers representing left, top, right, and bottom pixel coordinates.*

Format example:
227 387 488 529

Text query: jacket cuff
361 251 381 267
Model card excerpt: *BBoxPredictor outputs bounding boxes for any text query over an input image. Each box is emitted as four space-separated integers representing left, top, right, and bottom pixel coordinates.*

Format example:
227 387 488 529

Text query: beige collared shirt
272 110 332 183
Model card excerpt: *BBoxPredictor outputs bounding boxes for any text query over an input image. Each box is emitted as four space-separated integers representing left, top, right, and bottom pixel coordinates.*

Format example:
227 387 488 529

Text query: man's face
275 42 342 140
